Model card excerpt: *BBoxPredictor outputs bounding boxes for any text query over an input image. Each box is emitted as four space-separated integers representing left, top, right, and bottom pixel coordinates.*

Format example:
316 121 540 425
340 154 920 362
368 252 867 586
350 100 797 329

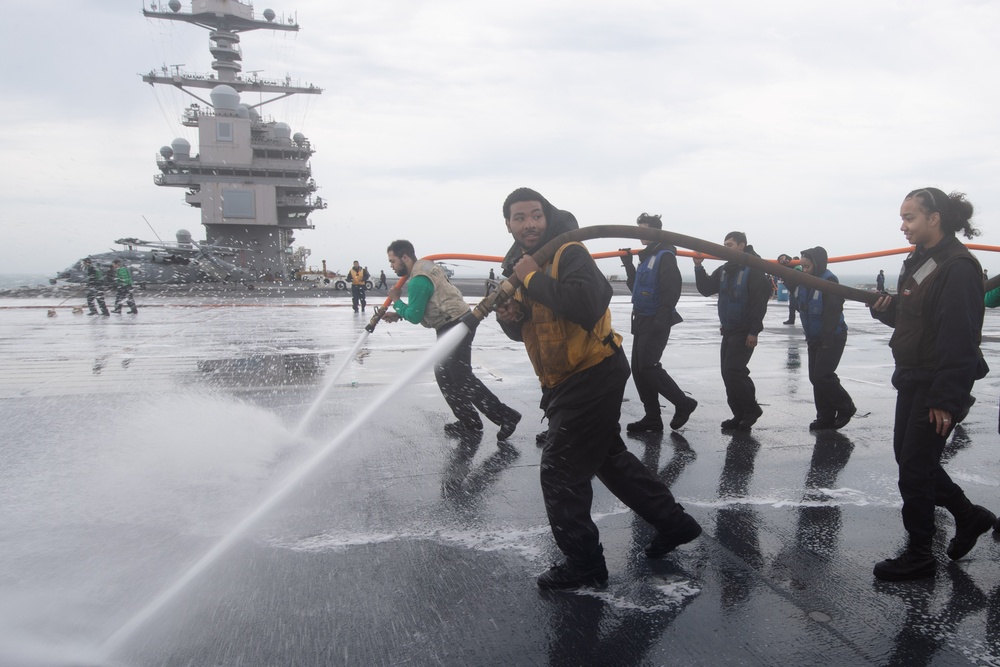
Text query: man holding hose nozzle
693 232 771 431
495 187 701 590
382 239 521 443
620 212 698 433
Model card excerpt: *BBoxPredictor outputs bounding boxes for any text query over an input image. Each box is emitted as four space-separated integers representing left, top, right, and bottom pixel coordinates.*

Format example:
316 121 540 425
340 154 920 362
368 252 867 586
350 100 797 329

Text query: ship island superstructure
143 0 324 280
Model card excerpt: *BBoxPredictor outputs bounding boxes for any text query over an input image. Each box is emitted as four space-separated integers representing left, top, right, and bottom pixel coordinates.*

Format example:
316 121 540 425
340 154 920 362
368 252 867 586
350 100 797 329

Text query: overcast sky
2 0 999 281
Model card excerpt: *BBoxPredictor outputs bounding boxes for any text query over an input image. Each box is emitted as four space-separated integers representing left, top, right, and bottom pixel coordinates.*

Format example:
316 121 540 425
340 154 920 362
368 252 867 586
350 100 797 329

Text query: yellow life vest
516 242 621 388
410 259 470 329
349 267 366 285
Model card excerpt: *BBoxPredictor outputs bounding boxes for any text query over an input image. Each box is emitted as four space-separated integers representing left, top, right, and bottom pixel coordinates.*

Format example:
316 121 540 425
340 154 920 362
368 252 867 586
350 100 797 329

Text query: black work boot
833 405 857 429
497 409 521 441
669 398 698 430
537 550 608 590
947 504 996 560
720 416 742 430
627 415 664 433
873 542 936 581
645 510 702 558
737 404 763 431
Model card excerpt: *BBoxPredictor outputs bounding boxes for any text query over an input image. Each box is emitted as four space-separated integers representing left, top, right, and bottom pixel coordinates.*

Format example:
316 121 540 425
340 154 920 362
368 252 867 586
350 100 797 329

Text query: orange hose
425 245 1000 265
421 253 504 263
364 241 1000 331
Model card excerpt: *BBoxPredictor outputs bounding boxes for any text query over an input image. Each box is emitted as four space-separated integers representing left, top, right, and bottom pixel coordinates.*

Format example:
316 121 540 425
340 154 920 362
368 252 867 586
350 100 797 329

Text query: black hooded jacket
798 246 847 345
498 195 624 410
870 234 988 415
694 245 771 336
499 199 612 337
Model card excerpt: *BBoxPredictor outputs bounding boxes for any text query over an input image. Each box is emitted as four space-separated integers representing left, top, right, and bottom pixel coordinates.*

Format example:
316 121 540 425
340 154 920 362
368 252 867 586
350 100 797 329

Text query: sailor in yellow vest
348 260 369 313
495 187 701 590
383 239 521 442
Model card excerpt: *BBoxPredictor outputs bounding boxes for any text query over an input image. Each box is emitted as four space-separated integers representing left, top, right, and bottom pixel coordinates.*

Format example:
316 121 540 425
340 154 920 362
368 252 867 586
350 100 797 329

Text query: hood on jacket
799 246 829 276
500 188 579 276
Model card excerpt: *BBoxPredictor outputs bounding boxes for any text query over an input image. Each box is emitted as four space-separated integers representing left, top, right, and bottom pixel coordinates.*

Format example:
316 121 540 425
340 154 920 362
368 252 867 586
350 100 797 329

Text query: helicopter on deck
55 229 255 286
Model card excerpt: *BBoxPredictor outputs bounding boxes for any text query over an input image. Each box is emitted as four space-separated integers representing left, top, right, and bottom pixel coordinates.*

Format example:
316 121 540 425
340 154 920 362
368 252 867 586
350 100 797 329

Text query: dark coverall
871 236 987 545
350 268 370 312
797 249 855 423
113 266 137 314
435 318 511 430
84 264 109 315
500 243 688 564
694 249 771 420
392 273 514 432
622 243 688 416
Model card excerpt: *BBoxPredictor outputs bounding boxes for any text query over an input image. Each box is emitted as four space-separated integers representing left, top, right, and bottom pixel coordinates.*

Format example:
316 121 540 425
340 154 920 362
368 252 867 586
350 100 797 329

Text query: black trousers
351 284 367 311
114 286 136 312
631 325 687 416
720 332 757 419
806 339 854 421
86 287 108 313
893 378 971 544
541 352 684 562
435 320 510 429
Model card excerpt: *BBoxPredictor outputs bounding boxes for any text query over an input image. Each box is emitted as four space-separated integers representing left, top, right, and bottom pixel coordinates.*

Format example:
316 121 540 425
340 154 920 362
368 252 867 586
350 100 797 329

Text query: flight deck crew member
110 260 137 315
82 258 110 316
795 246 856 430
495 187 701 590
620 213 697 432
870 187 994 581
349 261 370 312
693 232 771 431
383 240 521 442
777 254 801 325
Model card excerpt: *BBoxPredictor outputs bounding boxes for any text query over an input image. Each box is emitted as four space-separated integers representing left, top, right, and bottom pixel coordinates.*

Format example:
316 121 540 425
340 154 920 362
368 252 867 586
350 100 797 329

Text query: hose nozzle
364 305 386 333
467 279 518 324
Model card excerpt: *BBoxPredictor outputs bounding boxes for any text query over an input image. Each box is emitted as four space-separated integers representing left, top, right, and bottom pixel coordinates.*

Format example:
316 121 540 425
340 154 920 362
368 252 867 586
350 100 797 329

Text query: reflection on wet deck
2 294 1000 666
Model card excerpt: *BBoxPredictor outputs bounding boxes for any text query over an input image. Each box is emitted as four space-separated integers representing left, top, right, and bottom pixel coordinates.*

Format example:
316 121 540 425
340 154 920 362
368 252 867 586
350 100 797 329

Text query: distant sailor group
378 185 992 589
82 258 138 316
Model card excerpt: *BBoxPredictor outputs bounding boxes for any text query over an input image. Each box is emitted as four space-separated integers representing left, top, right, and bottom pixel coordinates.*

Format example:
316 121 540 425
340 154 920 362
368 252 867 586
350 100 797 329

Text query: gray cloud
1 0 998 280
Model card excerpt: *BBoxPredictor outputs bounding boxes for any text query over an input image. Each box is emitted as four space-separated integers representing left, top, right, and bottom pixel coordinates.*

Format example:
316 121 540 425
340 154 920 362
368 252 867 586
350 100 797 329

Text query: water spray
291 329 370 440
100 323 473 658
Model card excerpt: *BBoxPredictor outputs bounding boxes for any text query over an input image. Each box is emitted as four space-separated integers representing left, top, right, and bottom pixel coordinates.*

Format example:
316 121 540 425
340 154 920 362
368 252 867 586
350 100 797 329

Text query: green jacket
985 285 1000 308
114 266 133 287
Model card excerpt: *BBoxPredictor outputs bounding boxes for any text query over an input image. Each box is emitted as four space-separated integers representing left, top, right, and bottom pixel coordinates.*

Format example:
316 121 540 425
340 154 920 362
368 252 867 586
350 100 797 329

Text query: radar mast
143 0 325 280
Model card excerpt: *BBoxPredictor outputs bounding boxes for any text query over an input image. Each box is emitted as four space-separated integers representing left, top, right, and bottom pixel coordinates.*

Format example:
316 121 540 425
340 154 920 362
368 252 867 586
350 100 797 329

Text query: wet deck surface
3 289 1000 666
